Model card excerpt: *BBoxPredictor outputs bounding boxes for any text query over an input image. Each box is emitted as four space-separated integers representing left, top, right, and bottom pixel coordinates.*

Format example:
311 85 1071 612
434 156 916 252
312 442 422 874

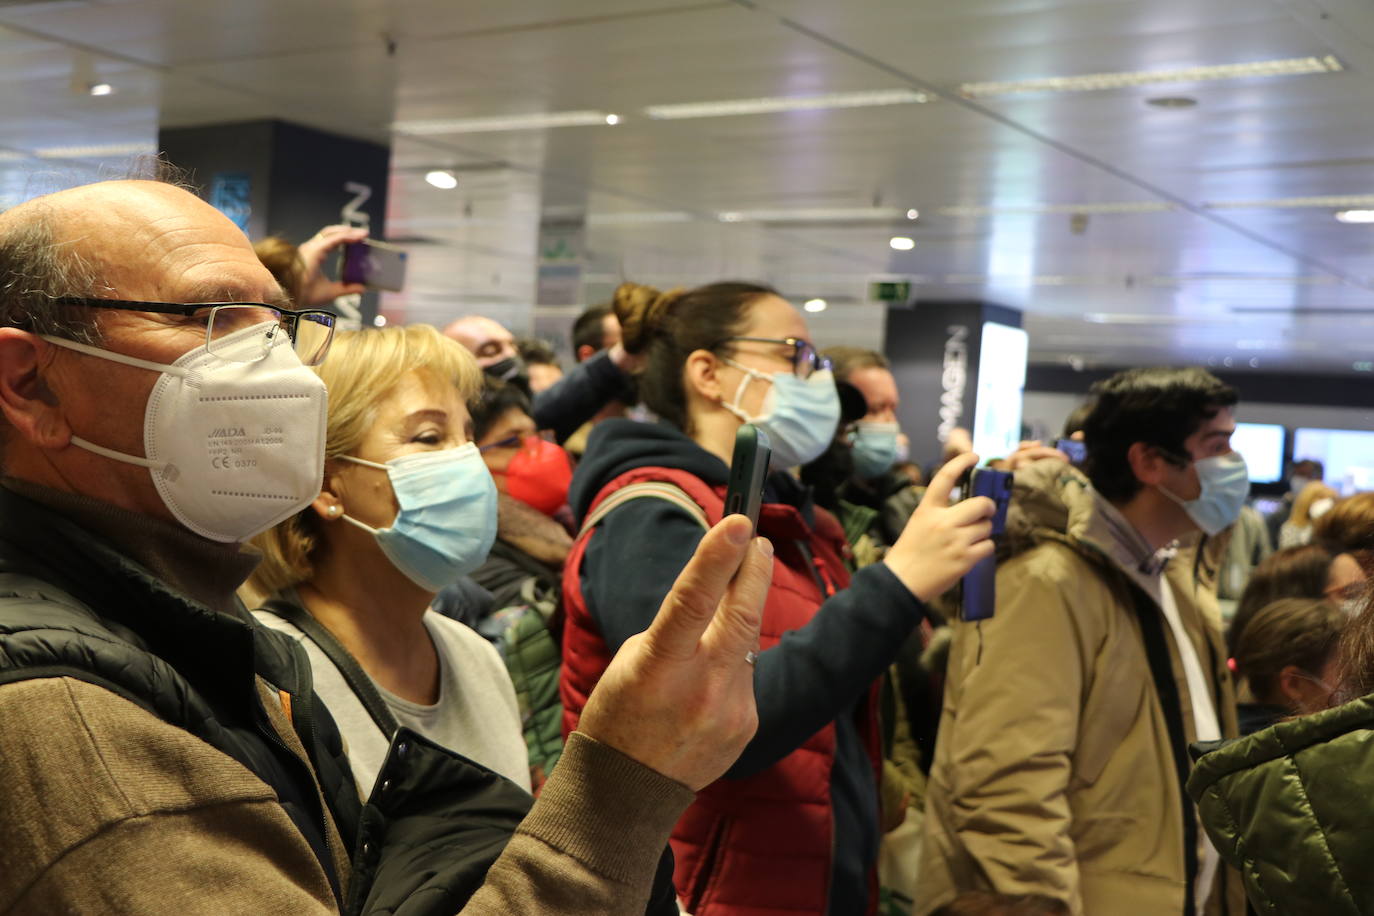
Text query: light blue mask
339 444 498 591
1159 452 1250 536
722 363 841 469
850 421 900 479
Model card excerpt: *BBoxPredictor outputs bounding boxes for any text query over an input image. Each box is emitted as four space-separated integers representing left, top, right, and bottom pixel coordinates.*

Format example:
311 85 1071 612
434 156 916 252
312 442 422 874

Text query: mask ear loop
719 356 770 424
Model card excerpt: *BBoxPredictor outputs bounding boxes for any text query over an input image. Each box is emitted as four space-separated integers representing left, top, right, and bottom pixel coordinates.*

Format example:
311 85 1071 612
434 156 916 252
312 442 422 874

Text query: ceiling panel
2 0 1374 373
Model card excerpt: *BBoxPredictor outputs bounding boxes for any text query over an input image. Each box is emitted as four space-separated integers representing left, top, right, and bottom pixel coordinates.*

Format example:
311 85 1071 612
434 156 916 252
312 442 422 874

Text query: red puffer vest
561 466 883 916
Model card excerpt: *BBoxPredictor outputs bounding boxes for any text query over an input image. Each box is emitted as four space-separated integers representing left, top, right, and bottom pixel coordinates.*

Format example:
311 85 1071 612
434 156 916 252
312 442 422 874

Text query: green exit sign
869 281 911 303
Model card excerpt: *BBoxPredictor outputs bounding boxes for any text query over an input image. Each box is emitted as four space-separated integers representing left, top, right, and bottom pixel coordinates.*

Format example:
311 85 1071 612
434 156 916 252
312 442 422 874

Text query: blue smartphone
1055 438 1087 466
960 468 1013 622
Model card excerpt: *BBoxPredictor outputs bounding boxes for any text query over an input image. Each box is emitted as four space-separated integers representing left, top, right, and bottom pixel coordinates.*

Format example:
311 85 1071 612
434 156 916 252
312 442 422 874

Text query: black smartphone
960 468 1014 622
339 239 408 292
725 424 772 535
1055 437 1087 466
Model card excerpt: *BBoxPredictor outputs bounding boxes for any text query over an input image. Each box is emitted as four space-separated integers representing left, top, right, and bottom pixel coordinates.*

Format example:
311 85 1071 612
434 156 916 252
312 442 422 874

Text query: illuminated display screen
971 322 1028 462
1232 422 1286 484
1294 427 1374 495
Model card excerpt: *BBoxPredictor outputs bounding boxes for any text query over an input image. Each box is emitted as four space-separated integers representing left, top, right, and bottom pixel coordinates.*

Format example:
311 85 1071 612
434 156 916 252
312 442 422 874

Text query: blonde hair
247 324 483 596
1292 481 1339 528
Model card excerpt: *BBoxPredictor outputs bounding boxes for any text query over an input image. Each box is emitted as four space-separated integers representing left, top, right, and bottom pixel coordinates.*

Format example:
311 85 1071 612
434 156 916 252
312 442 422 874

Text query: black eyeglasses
50 297 337 366
714 336 830 379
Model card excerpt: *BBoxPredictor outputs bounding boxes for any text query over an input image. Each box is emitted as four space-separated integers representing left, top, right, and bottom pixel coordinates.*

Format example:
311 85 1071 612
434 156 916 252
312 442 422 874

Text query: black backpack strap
1126 583 1199 915
258 595 400 739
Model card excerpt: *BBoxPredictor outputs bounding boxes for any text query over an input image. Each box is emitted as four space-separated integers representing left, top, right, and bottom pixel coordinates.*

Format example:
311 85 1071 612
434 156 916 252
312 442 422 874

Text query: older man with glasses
0 178 773 915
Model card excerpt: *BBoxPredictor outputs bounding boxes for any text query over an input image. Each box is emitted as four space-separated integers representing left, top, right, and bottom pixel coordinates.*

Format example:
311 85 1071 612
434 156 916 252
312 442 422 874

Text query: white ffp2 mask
42 323 328 543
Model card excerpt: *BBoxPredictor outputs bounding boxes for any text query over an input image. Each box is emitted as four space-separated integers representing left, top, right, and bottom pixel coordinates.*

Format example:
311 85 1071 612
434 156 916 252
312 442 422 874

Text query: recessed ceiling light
960 55 1342 97
803 298 828 313
392 110 615 135
906 208 920 220
644 88 928 120
718 212 745 222
1146 96 1197 108
604 114 621 125
1335 209 1374 224
889 236 915 251
88 83 114 97
424 170 458 190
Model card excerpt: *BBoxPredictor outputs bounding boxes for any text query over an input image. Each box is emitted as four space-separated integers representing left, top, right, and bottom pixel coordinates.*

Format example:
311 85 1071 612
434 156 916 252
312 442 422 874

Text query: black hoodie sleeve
532 351 628 445
580 497 927 779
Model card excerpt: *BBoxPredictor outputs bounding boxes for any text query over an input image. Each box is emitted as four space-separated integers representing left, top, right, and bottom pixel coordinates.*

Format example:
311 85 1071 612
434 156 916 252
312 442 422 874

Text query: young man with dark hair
918 367 1249 916
572 305 620 363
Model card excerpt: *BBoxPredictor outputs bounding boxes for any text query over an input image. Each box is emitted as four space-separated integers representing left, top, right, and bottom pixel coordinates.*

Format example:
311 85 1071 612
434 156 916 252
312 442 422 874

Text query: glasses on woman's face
51 297 337 366
714 336 830 379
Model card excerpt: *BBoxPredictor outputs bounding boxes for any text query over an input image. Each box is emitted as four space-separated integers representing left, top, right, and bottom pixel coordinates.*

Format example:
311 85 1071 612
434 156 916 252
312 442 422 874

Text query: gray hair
0 210 105 345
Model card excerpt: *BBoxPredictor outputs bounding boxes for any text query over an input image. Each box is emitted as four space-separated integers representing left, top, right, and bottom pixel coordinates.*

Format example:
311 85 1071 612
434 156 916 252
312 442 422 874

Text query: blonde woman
248 324 531 797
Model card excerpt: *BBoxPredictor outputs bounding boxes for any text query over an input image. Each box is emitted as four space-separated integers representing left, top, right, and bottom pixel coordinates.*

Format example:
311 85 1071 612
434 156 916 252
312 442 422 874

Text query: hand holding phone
725 425 772 535
882 452 996 603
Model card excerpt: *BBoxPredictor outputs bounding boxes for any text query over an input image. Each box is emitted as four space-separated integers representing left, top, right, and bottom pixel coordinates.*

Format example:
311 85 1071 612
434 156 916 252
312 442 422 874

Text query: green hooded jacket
1188 694 1374 914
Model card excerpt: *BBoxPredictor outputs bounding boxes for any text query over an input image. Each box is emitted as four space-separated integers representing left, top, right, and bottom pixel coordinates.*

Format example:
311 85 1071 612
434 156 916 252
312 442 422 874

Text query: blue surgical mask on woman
720 361 841 468
1158 451 1250 537
338 443 498 591
849 421 901 479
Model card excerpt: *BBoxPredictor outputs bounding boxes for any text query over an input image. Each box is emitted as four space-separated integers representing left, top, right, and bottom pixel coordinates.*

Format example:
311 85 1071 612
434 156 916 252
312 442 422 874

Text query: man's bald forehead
444 315 513 345
1 179 277 303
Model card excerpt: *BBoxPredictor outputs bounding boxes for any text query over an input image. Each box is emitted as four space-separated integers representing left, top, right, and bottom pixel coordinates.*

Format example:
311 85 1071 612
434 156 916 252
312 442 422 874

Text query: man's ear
683 349 725 404
1126 442 1176 488
576 344 596 363
0 330 70 449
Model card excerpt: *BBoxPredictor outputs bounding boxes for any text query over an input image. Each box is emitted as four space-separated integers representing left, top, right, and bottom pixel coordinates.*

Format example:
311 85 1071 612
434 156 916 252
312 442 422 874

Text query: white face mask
42 323 328 543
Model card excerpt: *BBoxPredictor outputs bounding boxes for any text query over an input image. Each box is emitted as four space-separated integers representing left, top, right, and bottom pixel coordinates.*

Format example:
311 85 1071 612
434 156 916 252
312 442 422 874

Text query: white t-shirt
254 607 532 797
1160 580 1221 914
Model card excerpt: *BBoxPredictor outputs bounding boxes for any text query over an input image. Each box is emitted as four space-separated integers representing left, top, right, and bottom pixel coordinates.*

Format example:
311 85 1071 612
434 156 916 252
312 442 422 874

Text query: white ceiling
3 0 1374 374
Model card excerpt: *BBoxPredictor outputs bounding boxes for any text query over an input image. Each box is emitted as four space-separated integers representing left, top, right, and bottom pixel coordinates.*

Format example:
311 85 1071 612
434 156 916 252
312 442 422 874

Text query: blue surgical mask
849 421 900 479
1158 452 1250 537
338 444 498 591
721 362 841 469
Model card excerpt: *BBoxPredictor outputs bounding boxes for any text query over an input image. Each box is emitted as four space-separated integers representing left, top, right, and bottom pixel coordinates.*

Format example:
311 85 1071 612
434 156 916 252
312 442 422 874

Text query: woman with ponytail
560 280 995 916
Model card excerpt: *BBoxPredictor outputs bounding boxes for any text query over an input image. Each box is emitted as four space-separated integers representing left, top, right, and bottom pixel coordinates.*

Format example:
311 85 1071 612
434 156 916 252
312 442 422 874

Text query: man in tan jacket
918 368 1249 916
0 177 775 914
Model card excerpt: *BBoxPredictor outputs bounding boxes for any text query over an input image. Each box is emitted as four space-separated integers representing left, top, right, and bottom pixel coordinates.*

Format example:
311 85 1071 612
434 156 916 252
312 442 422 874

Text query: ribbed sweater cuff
517 731 695 884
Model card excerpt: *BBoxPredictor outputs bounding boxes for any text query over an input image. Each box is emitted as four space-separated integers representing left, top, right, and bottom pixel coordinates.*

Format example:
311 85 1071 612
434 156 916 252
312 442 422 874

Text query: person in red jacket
560 280 995 916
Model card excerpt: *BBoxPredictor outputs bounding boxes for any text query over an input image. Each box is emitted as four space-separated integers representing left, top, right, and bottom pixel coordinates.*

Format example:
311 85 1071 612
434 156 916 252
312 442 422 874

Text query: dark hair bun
613 281 682 355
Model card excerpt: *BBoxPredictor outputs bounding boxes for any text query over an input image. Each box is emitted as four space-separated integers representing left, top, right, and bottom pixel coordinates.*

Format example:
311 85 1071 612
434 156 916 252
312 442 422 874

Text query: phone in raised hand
339 239 408 292
724 424 772 535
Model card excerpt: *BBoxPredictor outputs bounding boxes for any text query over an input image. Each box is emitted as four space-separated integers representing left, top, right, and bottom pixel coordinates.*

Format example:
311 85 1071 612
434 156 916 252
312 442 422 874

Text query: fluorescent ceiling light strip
35 142 154 159
644 88 927 120
939 201 1173 216
392 110 611 135
733 207 907 222
961 55 1342 97
586 211 693 225
1204 194 1374 209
